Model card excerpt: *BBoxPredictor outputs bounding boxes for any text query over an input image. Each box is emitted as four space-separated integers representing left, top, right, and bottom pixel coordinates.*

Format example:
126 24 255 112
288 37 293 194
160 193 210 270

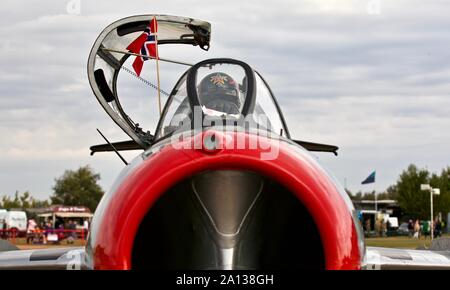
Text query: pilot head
198 72 241 115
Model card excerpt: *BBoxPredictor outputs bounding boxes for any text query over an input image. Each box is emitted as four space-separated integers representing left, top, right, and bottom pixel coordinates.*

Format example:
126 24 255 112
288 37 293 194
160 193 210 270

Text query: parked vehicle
0 210 6 228
0 211 27 237
396 222 410 236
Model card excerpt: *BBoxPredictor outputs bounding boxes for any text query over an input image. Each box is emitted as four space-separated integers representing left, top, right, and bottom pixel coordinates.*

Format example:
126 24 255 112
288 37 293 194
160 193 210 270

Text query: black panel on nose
132 170 324 270
192 171 263 245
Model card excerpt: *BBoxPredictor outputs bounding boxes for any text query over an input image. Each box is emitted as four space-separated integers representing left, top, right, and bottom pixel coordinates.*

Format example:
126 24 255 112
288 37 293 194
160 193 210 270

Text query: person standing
57 223 65 241
26 219 37 244
365 219 371 235
375 218 381 237
414 219 420 239
381 220 387 237
422 220 430 239
408 219 414 238
83 219 89 240
435 217 442 238
67 220 77 244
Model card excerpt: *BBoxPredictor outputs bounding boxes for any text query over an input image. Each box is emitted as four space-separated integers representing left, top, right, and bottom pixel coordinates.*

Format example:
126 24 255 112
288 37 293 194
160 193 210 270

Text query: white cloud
1 0 450 198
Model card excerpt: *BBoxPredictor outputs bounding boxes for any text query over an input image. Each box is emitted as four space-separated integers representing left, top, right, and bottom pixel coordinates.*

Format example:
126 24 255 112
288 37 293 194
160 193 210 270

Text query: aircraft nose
197 130 232 154
202 131 219 152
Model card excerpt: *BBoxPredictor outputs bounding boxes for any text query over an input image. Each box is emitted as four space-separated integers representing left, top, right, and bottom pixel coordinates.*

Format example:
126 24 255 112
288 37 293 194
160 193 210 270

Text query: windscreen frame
186 58 257 118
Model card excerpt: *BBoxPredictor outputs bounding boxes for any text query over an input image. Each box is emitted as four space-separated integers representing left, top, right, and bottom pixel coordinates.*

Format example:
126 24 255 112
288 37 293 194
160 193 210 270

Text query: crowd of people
364 217 390 237
25 218 89 244
406 217 445 239
362 214 446 238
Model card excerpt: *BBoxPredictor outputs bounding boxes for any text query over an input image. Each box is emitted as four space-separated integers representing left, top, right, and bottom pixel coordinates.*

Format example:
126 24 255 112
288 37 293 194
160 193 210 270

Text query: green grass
7 238 86 247
365 235 449 249
6 236 448 250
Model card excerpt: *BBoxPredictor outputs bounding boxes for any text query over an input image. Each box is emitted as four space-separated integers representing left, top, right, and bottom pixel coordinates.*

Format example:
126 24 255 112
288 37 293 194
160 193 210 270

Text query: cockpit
155 58 289 141
87 15 338 156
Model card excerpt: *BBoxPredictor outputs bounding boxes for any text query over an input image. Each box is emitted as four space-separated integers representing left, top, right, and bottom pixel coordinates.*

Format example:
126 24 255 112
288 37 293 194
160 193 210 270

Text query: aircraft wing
0 246 86 270
365 246 450 270
90 140 144 155
90 139 340 156
293 140 339 155
4 246 450 270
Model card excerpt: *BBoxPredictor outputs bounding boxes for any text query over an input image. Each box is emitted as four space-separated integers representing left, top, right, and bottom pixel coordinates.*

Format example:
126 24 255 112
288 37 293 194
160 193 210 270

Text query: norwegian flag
126 18 158 76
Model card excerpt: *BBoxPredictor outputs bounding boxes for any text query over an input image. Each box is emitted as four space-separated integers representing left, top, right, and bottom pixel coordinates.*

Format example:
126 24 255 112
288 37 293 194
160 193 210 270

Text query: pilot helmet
198 72 241 114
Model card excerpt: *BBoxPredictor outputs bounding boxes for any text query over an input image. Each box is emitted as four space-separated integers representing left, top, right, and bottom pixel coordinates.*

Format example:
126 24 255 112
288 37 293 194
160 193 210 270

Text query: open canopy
87 15 211 148
87 15 339 156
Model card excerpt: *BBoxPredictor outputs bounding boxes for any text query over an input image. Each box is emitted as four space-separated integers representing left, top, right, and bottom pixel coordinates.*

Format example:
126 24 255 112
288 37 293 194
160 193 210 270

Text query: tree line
0 166 104 212
347 164 450 220
2 163 449 221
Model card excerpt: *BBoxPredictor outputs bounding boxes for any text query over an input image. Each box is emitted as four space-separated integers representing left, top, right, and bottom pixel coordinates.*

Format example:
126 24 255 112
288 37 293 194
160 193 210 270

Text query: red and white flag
126 18 158 76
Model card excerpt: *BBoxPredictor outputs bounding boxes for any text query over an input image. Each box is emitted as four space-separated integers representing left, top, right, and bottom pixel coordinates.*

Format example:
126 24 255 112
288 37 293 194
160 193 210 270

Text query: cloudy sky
1 0 449 200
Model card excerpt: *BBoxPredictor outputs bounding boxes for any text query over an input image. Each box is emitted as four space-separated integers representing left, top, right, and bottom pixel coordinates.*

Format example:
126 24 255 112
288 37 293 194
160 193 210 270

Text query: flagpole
374 179 377 213
153 16 162 116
